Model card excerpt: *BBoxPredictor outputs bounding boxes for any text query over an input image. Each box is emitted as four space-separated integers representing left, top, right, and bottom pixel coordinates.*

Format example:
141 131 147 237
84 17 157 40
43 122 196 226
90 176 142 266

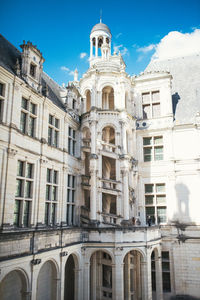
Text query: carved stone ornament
90 153 98 159
7 148 18 157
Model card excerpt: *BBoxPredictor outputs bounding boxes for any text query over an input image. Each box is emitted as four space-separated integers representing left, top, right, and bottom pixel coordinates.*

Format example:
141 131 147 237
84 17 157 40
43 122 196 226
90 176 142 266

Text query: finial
100 9 102 23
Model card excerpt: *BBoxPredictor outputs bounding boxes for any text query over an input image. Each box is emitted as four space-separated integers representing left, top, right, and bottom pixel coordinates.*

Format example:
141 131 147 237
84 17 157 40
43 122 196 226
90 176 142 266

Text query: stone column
90 120 97 154
120 121 127 154
113 261 124 300
155 251 163 300
90 169 97 220
123 170 129 220
74 268 82 300
95 37 98 57
90 39 93 58
143 250 153 300
83 261 90 300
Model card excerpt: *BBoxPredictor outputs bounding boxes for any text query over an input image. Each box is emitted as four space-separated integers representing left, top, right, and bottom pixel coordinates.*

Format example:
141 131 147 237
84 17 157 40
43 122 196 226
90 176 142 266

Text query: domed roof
91 22 111 34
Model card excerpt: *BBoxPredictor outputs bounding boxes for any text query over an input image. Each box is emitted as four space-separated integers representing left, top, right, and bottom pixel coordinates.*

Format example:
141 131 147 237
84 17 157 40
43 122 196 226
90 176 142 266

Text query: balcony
101 213 121 225
82 175 91 186
101 178 119 191
101 141 117 153
82 138 91 149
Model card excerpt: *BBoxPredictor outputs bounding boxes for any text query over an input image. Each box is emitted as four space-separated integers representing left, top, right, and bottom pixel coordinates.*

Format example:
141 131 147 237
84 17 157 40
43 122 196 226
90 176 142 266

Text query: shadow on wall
172 183 191 225
170 295 200 300
172 92 180 117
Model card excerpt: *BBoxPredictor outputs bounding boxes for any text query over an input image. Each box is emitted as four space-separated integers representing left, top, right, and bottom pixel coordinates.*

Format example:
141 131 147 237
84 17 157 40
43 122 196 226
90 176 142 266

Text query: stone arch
88 248 115 263
102 86 114 109
123 249 144 300
36 260 58 300
90 250 113 300
85 89 91 112
122 247 146 263
102 125 115 145
64 253 79 300
0 268 29 300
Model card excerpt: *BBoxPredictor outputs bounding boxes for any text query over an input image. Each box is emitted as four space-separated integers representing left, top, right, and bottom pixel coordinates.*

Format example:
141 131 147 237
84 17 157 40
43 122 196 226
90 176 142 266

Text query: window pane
143 137 152 146
67 175 71 187
152 91 160 102
145 184 154 193
14 200 20 226
48 127 53 145
72 176 75 188
142 92 150 103
154 136 163 144
52 203 56 224
143 104 151 119
22 98 28 110
155 146 163 160
47 169 51 183
146 207 155 224
152 103 160 118
26 163 33 178
23 201 30 226
25 181 32 198
145 195 154 205
17 161 24 177
20 112 27 133
28 116 35 137
73 129 75 139
157 207 166 223
52 186 57 201
55 118 59 128
68 138 71 154
162 252 169 260
0 83 4 96
72 190 75 203
156 195 166 204
144 147 152 162
46 185 51 200
156 184 165 193
49 114 53 125
16 179 23 197
53 170 57 184
67 189 71 202
73 140 76 155
30 103 36 115
163 272 171 292
68 127 71 136
45 203 49 225
54 130 58 147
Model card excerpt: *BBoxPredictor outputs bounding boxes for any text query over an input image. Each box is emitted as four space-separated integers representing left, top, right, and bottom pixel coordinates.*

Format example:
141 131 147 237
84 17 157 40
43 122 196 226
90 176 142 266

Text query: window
48 114 59 147
0 82 5 121
20 97 37 137
66 175 75 225
45 168 58 225
151 251 156 291
142 91 160 119
68 127 76 156
143 136 163 162
72 99 76 110
145 183 166 224
30 63 36 78
14 160 34 227
162 251 171 292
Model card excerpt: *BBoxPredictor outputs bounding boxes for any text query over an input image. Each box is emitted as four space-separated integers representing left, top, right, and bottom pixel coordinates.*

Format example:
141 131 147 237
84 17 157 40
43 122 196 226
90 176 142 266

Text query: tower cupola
90 20 111 65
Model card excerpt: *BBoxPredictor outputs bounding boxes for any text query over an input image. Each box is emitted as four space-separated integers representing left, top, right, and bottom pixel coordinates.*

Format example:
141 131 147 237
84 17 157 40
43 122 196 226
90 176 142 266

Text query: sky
1 0 200 85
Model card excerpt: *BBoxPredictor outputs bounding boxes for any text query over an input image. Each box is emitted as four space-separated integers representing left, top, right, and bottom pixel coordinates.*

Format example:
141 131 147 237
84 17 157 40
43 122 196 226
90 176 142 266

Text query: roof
91 22 111 35
0 34 65 110
145 55 200 124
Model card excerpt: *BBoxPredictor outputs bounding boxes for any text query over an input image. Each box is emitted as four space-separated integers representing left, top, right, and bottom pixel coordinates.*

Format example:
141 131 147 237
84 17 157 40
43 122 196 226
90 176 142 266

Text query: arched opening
82 127 91 148
102 126 115 144
151 250 157 299
0 270 28 300
90 251 113 300
86 90 91 112
102 86 114 110
123 250 143 300
64 254 78 300
36 260 57 300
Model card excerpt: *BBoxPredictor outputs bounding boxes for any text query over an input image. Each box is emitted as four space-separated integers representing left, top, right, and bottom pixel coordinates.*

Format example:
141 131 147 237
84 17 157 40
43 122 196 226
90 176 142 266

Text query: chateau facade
0 22 200 300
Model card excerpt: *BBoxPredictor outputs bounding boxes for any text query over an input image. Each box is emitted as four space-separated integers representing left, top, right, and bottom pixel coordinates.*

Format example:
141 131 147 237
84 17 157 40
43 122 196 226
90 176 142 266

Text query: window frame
162 251 171 292
0 82 5 122
14 160 34 227
145 183 167 225
45 168 58 226
20 97 37 137
143 136 163 162
48 114 60 148
66 174 76 226
68 126 76 156
142 90 161 119
30 62 36 78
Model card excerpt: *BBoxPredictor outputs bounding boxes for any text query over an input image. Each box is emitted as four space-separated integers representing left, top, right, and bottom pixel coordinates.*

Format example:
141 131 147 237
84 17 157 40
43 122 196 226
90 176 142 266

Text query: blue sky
1 0 200 85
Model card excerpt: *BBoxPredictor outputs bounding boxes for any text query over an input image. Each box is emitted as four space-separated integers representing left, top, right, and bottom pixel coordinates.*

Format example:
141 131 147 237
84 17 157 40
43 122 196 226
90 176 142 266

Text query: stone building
0 21 200 300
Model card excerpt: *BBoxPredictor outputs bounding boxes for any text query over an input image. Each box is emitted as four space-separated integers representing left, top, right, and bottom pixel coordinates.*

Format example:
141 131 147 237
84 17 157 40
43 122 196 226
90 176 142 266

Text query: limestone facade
0 22 200 300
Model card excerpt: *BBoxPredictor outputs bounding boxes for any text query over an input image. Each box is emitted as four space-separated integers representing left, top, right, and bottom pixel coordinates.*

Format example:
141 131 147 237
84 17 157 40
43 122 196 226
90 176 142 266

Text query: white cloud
60 66 75 77
116 32 122 39
61 66 69 72
114 44 129 56
80 52 87 59
137 44 156 53
152 29 200 61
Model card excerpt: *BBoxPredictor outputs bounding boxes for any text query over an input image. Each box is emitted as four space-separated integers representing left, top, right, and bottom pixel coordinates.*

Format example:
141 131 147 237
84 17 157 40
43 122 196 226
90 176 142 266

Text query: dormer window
30 63 36 78
72 99 76 110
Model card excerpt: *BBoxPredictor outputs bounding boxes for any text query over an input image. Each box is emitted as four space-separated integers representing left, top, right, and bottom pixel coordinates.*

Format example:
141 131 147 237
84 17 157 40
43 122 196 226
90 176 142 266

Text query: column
121 121 127 154
95 37 98 57
142 251 153 300
90 120 97 154
90 39 93 58
74 268 82 300
123 170 129 220
83 261 90 300
90 169 97 220
155 251 163 300
113 261 124 300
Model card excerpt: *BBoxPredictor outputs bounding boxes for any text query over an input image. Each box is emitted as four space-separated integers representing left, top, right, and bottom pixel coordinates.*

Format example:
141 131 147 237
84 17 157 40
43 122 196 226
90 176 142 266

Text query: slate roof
0 34 65 110
145 55 200 124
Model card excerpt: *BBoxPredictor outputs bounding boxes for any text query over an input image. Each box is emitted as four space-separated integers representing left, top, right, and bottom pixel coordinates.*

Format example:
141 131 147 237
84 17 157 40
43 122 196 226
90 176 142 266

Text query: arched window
102 126 115 144
102 86 114 109
86 90 91 112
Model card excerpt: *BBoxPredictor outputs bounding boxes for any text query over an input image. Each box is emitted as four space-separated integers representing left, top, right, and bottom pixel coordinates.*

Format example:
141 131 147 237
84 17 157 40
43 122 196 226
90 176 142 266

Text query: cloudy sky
1 0 200 85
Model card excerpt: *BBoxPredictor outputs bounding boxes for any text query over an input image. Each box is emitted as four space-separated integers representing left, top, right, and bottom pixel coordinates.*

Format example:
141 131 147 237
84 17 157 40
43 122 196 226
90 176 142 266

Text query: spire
100 9 102 23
